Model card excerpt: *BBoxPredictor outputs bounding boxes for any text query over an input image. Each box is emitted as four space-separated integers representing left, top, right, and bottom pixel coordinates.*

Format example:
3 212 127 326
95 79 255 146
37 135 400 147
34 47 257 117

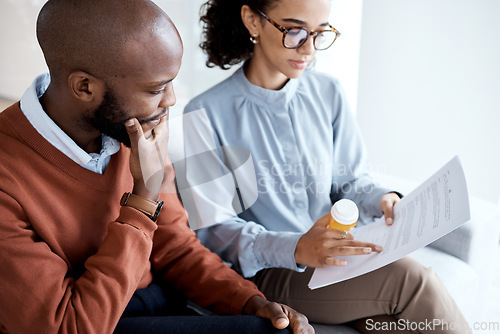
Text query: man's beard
89 88 132 147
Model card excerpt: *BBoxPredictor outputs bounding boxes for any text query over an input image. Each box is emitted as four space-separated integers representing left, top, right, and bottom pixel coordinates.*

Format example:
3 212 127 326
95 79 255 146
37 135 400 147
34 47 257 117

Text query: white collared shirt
19 73 120 174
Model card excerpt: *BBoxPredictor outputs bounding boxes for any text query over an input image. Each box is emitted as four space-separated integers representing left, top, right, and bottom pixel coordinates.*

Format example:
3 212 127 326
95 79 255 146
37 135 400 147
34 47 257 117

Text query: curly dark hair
200 0 280 69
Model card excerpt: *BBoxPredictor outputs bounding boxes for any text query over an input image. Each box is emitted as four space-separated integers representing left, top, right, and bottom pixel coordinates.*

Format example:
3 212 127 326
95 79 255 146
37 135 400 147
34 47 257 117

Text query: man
0 0 313 333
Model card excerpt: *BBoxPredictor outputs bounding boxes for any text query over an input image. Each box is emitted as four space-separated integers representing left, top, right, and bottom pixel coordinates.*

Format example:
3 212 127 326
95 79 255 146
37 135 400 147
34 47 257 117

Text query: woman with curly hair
182 0 470 332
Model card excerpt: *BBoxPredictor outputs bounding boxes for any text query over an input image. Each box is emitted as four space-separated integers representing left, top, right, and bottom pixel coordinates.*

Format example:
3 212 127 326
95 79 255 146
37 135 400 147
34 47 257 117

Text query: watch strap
120 192 164 221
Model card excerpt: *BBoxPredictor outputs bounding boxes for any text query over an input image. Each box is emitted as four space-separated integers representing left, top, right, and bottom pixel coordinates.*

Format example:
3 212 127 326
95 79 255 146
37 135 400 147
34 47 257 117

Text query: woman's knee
384 257 447 315
384 257 435 287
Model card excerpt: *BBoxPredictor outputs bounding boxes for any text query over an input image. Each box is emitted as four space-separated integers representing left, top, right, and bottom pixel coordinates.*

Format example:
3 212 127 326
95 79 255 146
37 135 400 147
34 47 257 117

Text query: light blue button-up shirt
19 74 120 174
182 67 392 278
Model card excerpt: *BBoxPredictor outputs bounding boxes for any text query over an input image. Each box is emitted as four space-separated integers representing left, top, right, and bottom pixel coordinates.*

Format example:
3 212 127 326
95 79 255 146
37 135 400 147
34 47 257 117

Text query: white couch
312 176 500 333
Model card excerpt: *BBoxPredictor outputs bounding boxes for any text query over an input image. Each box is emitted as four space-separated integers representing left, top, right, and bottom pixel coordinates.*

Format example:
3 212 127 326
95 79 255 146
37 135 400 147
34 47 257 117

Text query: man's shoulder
0 104 34 186
0 102 22 136
0 101 21 117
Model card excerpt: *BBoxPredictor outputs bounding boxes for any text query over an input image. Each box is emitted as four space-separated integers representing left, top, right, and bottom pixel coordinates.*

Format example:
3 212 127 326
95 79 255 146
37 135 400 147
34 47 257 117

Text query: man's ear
241 5 262 38
67 71 105 103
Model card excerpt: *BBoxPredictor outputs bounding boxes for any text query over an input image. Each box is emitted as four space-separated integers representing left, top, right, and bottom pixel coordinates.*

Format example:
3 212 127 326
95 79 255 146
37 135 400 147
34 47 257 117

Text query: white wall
153 0 363 115
0 0 47 100
0 0 363 155
357 0 500 205
152 0 238 116
316 0 363 115
0 0 230 106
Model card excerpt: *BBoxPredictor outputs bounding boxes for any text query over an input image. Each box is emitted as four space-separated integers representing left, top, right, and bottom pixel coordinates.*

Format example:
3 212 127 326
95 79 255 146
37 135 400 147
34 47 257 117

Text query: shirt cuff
253 230 305 273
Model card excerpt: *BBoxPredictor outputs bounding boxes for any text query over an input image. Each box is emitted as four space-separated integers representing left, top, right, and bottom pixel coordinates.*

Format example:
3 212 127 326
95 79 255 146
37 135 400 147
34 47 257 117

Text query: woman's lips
289 60 308 70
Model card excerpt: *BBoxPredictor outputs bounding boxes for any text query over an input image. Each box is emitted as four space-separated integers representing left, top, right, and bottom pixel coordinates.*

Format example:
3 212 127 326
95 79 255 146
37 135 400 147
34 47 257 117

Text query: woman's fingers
322 238 382 251
332 229 354 240
320 241 383 267
324 257 348 266
380 192 401 225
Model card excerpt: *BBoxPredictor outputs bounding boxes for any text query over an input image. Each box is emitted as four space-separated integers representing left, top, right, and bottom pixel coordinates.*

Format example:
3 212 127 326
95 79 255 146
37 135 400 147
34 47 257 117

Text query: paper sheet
308 156 471 289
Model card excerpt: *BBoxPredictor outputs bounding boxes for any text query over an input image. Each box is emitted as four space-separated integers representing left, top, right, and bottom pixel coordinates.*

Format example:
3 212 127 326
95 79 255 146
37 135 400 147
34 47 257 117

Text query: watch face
120 192 131 206
151 201 164 221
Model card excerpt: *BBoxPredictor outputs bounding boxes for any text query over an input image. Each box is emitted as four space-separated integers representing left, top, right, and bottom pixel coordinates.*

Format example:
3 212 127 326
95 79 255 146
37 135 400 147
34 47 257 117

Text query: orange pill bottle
329 199 359 232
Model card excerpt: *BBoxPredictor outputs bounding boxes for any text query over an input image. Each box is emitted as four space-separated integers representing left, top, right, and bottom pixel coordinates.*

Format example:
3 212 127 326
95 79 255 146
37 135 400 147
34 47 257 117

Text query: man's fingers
274 317 289 330
262 303 290 329
281 304 314 334
154 114 168 133
125 118 143 149
272 307 290 329
141 117 165 139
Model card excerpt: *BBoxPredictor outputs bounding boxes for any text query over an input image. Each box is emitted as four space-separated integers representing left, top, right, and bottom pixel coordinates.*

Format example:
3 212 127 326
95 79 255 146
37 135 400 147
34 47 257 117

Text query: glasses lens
314 30 337 50
284 28 309 48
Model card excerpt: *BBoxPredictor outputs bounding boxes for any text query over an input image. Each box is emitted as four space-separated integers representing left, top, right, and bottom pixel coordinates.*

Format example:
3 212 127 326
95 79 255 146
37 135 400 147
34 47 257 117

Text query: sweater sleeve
0 191 157 334
151 192 265 315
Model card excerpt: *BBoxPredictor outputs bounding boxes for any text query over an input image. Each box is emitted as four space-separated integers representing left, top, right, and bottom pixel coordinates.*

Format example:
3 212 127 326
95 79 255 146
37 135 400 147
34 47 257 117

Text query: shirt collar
19 73 120 168
232 65 299 109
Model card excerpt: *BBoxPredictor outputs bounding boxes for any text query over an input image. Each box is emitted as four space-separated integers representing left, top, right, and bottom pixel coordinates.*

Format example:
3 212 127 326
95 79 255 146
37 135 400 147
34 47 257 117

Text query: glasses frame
257 9 341 50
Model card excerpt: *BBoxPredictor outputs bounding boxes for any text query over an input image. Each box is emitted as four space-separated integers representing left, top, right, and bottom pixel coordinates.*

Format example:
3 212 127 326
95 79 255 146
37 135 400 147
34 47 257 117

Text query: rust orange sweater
0 103 264 334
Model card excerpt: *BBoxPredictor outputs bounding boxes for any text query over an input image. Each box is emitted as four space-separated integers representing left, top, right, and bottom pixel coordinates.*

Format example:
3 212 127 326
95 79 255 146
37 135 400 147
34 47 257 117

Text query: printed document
308 156 470 289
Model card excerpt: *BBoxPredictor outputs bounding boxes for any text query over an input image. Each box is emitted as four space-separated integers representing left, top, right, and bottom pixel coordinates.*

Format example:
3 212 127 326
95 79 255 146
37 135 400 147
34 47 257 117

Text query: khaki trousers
250 257 470 334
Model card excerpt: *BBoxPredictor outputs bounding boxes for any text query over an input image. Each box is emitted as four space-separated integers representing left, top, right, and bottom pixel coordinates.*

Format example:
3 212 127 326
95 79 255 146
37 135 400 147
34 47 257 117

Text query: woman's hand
243 295 314 334
380 192 401 226
295 214 383 268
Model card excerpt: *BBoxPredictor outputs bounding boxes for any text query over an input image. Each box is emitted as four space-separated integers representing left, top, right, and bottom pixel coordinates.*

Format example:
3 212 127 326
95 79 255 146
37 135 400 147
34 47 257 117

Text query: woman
182 0 470 332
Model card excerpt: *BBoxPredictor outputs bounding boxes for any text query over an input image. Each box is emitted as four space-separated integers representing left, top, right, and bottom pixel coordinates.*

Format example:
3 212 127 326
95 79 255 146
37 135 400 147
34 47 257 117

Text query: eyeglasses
257 9 341 51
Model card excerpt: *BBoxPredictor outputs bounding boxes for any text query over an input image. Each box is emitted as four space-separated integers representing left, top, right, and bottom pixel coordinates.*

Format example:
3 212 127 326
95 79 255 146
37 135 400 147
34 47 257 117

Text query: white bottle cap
331 199 359 225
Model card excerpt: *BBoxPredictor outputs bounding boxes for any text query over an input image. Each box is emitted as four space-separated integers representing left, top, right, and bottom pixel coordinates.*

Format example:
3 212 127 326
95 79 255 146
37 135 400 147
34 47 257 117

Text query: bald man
0 0 313 333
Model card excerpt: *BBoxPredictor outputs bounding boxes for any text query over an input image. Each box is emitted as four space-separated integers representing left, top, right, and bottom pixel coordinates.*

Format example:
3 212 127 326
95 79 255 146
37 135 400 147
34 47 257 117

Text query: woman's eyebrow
282 18 329 27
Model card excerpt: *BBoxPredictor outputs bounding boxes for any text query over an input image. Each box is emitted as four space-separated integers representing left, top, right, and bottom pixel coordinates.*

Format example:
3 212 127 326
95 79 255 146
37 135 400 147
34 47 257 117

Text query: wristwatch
120 192 164 222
